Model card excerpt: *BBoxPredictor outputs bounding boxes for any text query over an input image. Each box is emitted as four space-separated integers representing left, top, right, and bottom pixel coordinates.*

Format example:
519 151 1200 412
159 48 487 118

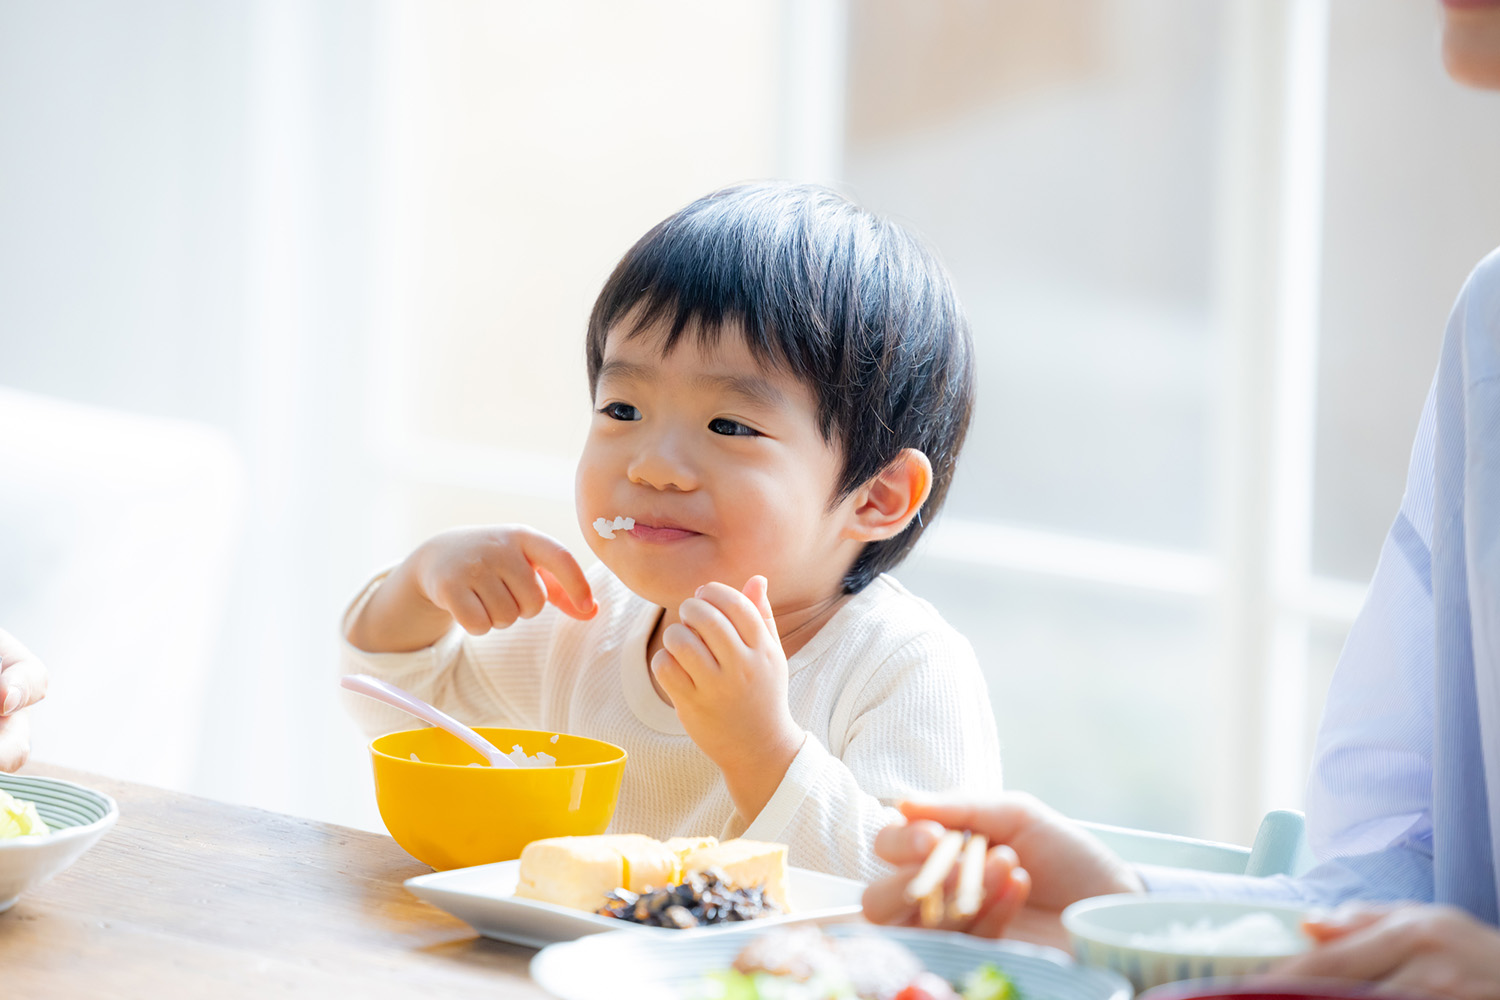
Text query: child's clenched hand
347 526 596 653
651 576 805 818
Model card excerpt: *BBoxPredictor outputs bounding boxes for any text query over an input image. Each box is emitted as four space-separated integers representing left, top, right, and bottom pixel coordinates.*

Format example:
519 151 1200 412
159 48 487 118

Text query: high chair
1077 808 1316 877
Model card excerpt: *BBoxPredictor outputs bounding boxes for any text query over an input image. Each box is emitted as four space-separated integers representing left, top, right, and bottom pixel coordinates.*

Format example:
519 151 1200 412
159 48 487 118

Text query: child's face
576 321 864 612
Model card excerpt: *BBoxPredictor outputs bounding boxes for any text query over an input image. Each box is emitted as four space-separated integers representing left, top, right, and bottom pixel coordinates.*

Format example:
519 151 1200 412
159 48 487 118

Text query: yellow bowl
369 727 626 870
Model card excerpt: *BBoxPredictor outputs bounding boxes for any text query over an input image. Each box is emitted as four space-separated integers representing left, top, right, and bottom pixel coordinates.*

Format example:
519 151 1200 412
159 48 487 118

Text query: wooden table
1 763 550 998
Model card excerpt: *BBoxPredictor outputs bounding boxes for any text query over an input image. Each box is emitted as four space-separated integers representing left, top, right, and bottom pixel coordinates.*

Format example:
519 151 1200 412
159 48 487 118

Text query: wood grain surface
1 763 550 999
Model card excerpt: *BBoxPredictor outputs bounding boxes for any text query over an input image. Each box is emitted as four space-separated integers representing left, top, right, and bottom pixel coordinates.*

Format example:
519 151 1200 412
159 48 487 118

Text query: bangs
583 181 973 594
586 185 854 439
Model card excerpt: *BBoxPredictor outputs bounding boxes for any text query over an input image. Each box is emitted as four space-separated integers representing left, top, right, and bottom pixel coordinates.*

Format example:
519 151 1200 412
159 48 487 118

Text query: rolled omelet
513 833 679 912
604 833 678 893
663 835 718 861
512 836 623 912
514 833 791 914
680 839 791 911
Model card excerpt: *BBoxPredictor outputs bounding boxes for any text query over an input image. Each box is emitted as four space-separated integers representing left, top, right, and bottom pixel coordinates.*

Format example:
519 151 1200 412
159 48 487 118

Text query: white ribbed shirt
340 562 1002 883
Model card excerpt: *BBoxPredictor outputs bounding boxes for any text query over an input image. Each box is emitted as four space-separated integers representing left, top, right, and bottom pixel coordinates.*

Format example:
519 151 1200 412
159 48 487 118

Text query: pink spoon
340 673 517 768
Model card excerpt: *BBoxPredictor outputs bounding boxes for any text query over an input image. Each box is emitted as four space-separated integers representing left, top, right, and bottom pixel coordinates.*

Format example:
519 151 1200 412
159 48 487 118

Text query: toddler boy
341 182 1000 881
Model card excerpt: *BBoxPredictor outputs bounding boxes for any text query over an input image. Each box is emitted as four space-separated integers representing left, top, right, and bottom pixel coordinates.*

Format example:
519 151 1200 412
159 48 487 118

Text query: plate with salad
529 922 1133 1000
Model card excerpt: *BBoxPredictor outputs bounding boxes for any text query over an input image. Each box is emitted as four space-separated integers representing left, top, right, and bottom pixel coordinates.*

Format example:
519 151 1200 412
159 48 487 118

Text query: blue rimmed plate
0 772 119 911
530 922 1133 1000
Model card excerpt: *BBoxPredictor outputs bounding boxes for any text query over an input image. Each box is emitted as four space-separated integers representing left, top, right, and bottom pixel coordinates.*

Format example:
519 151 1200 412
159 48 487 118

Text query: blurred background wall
1 0 1497 843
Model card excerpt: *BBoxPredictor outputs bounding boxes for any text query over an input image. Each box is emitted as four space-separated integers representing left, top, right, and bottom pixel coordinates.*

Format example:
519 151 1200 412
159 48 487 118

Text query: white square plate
405 860 867 949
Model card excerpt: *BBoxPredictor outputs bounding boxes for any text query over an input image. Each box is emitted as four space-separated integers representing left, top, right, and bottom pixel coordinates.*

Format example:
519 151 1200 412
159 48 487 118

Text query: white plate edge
405 861 867 944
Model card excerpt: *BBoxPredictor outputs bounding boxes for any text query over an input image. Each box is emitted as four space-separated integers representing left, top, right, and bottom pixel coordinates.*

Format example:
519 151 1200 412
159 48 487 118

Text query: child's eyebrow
692 373 787 410
596 359 652 386
597 359 787 410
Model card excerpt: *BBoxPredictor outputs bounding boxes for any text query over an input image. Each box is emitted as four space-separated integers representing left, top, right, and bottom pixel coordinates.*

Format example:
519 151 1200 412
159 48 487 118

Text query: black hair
585 181 974 594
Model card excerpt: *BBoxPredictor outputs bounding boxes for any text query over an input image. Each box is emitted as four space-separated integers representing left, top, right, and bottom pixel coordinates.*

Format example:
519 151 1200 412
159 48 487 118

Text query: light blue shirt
1143 248 1500 926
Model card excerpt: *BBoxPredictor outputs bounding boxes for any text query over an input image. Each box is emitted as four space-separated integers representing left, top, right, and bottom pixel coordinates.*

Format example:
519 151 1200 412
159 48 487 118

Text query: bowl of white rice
1062 895 1312 991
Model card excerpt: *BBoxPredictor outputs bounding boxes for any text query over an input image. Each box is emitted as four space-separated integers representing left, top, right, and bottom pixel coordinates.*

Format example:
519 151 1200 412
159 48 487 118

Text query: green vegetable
0 788 49 839
700 970 764 1000
960 963 1017 1000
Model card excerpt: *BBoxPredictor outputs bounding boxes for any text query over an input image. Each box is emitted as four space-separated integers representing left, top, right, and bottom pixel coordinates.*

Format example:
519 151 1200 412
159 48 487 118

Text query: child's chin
604 559 708 609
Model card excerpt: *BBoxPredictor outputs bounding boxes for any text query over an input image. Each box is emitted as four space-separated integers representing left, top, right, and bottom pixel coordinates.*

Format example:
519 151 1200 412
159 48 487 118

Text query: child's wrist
714 727 803 823
390 555 451 621
712 723 802 777
347 561 456 652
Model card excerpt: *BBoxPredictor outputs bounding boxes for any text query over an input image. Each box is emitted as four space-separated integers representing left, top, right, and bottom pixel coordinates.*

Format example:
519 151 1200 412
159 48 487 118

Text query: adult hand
0 629 49 772
863 794 1144 943
1276 904 1500 1000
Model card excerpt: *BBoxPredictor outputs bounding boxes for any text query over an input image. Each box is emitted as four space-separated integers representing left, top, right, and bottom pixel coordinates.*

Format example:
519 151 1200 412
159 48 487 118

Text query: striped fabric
1143 248 1500 926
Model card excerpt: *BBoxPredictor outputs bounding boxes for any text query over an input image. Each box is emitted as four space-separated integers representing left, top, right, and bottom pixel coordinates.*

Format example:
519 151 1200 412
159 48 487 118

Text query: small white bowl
1063 895 1312 992
0 773 118 912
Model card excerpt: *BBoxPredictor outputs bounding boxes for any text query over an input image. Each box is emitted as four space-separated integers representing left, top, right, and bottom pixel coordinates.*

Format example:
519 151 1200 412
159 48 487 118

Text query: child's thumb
742 575 778 636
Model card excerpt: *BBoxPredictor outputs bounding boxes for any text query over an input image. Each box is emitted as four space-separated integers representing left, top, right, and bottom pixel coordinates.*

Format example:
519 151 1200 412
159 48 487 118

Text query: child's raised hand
650 576 804 817
411 526 597 632
347 526 596 653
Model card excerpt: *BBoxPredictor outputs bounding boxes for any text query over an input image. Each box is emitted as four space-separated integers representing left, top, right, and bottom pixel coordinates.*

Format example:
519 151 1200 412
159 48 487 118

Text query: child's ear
844 449 933 542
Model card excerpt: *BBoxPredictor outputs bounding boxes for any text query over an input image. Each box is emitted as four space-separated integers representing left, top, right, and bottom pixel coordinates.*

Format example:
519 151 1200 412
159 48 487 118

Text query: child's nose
627 432 699 492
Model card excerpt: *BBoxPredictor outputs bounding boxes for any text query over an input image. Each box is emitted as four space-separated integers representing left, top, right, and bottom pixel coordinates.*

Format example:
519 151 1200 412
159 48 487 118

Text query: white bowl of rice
1062 895 1312 991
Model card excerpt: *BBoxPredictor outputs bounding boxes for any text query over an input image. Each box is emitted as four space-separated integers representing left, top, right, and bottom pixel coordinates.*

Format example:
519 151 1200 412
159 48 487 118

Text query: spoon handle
340 674 515 767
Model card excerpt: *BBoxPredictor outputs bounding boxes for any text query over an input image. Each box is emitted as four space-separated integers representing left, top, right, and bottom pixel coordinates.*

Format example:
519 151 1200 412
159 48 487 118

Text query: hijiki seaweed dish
598 867 780 928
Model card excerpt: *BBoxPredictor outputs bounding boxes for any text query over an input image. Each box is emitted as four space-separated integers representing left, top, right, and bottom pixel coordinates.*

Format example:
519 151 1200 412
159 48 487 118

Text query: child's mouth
627 523 700 543
594 515 700 543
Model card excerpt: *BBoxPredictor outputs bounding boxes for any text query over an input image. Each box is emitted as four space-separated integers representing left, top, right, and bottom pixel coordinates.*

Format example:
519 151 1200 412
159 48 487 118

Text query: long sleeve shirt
340 562 1003 883
1142 247 1500 926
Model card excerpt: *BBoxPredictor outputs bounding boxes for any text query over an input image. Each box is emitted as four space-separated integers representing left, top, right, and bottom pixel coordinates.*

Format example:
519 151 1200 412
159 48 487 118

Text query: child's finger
478 543 547 620
660 622 718 682
519 535 596 619
741 575 779 642
505 568 549 620
689 584 768 650
472 575 523 628
538 567 595 620
650 648 694 696
678 597 748 661
444 588 494 635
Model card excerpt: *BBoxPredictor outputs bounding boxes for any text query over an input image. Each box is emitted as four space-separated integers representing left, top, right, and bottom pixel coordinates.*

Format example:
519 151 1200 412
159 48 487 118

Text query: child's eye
598 402 640 421
708 418 760 437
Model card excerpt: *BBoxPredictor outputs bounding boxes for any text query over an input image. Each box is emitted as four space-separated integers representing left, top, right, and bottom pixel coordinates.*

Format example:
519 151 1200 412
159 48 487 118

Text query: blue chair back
1077 809 1312 878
